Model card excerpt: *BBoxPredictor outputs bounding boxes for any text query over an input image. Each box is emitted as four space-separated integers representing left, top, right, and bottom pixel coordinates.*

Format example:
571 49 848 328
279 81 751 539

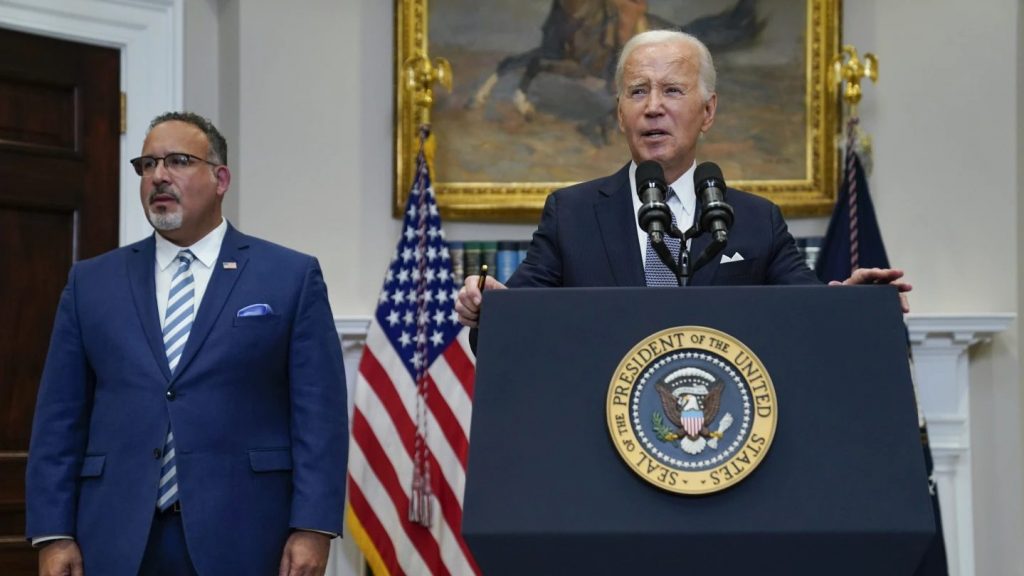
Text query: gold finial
832 44 878 116
404 54 452 125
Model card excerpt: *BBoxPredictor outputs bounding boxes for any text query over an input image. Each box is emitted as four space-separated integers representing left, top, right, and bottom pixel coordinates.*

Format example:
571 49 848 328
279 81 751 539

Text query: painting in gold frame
395 0 841 221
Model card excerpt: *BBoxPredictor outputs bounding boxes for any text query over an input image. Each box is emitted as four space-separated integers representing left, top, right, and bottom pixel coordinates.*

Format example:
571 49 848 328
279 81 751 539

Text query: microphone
694 162 734 244
635 160 672 244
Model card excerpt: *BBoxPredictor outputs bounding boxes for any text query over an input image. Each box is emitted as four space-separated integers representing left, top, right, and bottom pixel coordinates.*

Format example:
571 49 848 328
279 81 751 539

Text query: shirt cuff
32 535 74 548
296 528 338 538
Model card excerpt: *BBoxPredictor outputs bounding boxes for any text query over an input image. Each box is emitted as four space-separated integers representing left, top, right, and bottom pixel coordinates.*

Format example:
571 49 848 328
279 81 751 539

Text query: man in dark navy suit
26 112 348 576
456 29 909 326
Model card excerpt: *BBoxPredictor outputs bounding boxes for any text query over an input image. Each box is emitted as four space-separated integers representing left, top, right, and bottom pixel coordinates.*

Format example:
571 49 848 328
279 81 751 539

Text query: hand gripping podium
464 286 934 575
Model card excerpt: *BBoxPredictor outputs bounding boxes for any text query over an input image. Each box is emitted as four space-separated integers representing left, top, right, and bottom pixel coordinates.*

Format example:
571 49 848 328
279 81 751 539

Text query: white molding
332 316 371 576
905 313 1014 576
0 0 184 246
906 314 1015 347
336 316 372 340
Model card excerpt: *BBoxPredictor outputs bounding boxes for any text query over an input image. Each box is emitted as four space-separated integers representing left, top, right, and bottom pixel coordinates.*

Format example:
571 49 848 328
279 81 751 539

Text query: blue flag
815 144 890 282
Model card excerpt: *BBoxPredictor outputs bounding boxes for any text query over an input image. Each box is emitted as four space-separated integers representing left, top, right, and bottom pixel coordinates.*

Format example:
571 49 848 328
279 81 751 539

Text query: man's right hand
455 275 507 327
39 539 83 576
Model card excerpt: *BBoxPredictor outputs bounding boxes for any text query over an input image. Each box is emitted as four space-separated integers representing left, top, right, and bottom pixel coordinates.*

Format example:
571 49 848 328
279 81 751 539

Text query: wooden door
0 26 120 573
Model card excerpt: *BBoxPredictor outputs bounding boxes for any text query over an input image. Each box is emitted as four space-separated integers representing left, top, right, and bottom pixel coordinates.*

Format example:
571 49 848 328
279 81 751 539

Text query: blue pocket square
237 303 274 317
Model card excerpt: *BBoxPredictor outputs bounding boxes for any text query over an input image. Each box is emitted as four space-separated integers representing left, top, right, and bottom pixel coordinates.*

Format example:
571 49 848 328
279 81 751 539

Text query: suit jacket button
154 448 162 459
166 389 175 400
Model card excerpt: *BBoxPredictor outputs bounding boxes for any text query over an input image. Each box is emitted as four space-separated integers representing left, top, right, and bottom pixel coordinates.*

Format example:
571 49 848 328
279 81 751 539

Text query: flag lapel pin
222 261 237 270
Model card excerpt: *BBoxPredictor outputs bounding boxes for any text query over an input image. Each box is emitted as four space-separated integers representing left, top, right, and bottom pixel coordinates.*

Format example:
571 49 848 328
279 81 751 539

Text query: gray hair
614 29 717 101
149 111 228 166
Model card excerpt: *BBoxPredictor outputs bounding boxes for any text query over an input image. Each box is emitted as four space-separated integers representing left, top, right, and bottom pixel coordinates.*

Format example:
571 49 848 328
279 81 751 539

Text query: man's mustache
148 185 180 204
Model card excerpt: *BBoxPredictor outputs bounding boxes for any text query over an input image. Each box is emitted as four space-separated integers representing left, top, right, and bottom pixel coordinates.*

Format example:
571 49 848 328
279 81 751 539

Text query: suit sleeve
286 257 348 534
765 203 821 286
508 191 563 288
25 265 94 539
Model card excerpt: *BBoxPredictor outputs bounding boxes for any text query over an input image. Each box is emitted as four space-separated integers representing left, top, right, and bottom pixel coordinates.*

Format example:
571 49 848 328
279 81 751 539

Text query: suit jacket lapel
171 225 250 381
127 236 172 381
594 164 645 286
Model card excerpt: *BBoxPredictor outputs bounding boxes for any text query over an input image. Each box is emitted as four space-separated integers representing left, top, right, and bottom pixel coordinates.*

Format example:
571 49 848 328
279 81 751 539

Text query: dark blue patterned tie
644 189 681 287
158 249 194 511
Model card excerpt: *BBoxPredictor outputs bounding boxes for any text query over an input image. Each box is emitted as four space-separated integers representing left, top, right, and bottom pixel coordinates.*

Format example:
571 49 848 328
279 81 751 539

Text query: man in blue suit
456 29 909 326
26 112 348 575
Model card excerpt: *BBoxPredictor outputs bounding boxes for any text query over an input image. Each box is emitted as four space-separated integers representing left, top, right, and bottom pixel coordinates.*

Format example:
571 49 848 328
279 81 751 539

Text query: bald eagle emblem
607 326 778 495
654 367 735 455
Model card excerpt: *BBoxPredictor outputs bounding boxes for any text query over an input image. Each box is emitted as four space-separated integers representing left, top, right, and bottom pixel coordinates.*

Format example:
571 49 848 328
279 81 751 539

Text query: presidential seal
606 326 777 495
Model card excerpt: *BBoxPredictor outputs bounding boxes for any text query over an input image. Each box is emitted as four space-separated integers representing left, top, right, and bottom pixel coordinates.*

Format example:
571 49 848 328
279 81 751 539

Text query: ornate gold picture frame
395 0 841 221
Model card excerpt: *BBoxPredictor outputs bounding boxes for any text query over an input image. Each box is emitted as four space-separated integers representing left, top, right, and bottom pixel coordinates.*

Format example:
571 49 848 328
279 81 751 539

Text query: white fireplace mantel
905 313 1015 576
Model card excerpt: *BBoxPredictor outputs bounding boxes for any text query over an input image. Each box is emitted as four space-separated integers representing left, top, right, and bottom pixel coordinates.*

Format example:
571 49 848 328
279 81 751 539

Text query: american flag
346 128 480 575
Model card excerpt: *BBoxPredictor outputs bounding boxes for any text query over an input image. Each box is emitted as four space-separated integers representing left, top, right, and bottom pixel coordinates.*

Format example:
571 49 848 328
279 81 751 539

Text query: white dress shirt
155 218 227 323
629 160 698 265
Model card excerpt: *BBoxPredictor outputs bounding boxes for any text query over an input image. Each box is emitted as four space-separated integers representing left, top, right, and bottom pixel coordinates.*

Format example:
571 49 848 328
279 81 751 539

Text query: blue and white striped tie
644 189 681 287
158 249 195 511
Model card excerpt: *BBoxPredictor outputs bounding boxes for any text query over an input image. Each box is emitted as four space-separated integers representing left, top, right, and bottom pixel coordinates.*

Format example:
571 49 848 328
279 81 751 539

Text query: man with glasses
25 112 348 576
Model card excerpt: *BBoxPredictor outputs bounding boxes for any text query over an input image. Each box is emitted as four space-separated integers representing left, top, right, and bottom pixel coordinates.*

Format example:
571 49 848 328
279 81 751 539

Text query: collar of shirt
629 160 698 265
154 218 228 324
154 218 228 272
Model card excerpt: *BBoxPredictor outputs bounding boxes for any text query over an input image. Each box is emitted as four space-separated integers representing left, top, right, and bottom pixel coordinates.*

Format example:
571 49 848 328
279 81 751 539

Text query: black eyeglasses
129 153 220 176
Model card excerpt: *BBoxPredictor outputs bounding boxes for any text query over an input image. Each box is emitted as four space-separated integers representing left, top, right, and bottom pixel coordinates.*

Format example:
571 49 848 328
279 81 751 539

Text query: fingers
279 531 330 576
455 275 508 328
847 267 905 285
456 276 483 327
828 267 912 312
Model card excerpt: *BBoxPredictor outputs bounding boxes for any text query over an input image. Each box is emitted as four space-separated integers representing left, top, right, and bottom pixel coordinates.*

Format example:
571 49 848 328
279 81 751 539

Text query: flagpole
832 45 879 273
401 47 453 529
403 52 452 128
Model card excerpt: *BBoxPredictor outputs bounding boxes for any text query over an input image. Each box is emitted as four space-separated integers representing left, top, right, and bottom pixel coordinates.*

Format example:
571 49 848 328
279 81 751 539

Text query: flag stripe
442 337 476 398
345 485 399 576
349 440 435 576
429 353 472 438
355 347 468 505
424 373 469 465
351 410 450 576
364 331 470 485
352 380 475 575
353 349 474 574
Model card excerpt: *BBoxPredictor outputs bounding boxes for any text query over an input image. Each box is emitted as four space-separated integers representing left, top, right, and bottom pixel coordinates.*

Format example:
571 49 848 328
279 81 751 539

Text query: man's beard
147 209 183 231
147 186 183 231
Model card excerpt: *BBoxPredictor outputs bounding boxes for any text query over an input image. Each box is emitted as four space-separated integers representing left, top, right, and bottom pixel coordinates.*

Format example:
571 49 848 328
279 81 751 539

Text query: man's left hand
278 531 331 576
828 267 912 313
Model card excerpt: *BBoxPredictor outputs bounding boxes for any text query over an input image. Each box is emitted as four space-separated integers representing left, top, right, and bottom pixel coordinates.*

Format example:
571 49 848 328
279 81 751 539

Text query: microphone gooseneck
635 160 671 244
694 162 734 245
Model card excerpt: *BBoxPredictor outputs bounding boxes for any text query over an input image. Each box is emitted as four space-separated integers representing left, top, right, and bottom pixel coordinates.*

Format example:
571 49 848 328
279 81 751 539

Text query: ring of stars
631 351 753 471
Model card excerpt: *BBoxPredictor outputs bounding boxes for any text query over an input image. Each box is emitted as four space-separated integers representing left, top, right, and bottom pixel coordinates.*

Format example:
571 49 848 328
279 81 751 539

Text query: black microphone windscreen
636 160 666 189
694 162 725 191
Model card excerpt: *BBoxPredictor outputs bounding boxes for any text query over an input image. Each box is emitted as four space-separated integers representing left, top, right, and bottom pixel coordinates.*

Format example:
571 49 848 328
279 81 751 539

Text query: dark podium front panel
465 286 934 575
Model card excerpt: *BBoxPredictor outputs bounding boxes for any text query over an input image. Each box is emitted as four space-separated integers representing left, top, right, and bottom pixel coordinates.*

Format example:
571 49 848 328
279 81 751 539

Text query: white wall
180 0 1023 573
846 2 1021 574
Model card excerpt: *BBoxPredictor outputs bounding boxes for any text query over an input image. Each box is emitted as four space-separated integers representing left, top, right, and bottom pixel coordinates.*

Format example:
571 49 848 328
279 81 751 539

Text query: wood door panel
0 25 119 573
0 77 78 152
0 208 75 449
0 459 27 534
